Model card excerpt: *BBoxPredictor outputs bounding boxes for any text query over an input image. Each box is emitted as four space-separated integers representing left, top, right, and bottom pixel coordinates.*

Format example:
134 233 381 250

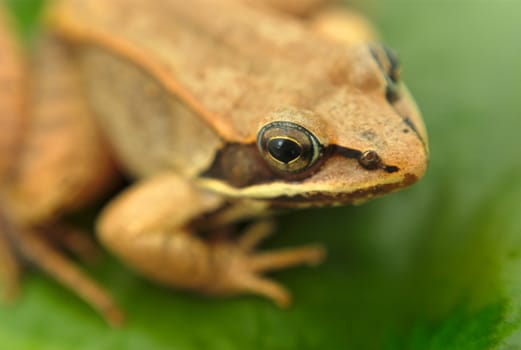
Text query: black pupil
267 138 302 164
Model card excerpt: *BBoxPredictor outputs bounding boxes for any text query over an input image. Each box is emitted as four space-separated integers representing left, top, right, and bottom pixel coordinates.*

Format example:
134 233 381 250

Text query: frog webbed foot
208 220 326 306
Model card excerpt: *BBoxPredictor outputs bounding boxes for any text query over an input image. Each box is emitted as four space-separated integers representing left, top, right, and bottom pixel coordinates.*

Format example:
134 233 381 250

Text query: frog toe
212 242 325 306
232 273 291 307
237 220 276 251
247 245 326 272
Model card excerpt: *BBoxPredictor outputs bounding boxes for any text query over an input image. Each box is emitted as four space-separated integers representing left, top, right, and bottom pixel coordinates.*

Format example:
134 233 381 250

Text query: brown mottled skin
0 0 427 326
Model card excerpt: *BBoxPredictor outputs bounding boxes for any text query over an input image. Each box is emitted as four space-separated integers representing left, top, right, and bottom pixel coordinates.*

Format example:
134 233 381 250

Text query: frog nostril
356 149 400 173
358 150 381 170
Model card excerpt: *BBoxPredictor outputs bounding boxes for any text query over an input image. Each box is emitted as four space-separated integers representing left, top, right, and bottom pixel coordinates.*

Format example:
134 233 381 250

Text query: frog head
201 44 428 207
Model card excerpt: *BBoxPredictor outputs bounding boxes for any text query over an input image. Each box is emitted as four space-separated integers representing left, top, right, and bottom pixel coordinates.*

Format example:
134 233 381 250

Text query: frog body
0 0 427 325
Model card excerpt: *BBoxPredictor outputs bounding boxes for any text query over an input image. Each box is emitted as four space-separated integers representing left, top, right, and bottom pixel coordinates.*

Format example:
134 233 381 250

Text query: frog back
48 0 347 179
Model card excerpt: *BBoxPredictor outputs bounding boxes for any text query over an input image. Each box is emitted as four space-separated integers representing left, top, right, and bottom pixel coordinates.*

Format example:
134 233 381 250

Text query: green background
2 0 521 349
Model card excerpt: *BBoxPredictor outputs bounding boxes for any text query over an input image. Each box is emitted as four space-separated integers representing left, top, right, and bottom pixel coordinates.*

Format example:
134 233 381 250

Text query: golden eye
257 121 322 174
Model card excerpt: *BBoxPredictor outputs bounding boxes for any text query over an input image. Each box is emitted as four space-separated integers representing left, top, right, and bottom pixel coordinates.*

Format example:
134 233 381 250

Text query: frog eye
257 121 323 174
369 43 401 103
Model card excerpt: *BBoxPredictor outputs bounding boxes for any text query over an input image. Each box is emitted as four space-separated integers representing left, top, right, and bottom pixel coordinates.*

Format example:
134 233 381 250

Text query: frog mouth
268 173 418 208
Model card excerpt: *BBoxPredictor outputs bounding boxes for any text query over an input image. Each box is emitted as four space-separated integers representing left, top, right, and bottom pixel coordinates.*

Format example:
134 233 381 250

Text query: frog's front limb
98 174 325 305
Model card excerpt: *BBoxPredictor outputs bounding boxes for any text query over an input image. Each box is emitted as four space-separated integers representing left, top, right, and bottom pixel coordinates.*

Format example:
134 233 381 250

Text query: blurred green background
2 0 521 349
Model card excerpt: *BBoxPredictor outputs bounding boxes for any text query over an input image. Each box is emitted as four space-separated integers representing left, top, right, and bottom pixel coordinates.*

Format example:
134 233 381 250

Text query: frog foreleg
98 174 325 306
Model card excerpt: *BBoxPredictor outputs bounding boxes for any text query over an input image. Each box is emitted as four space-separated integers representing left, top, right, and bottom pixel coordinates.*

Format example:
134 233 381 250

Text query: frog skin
0 0 428 326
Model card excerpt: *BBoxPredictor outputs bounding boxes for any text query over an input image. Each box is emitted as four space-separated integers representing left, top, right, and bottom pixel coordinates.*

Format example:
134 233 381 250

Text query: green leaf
5 0 43 38
1 0 521 349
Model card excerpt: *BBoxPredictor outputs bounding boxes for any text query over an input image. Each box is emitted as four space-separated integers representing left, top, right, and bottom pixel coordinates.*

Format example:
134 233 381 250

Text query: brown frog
0 0 428 326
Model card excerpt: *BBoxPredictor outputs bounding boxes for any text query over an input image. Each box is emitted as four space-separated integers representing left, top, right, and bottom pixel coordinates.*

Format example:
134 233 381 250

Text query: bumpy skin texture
1 0 427 326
